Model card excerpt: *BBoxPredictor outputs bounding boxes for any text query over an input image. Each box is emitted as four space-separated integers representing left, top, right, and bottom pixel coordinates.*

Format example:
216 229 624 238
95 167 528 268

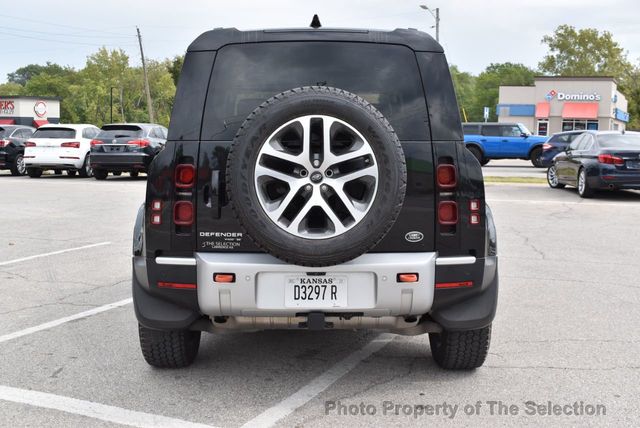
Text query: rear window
463 124 480 134
32 128 76 139
98 125 143 139
598 134 640 148
202 42 430 141
0 127 6 138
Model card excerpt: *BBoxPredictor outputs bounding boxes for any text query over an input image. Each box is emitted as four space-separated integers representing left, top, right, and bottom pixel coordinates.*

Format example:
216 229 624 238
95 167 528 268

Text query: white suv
24 124 101 178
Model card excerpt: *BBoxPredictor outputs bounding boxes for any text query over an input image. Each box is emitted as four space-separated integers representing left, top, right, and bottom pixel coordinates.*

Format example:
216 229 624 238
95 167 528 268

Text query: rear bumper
24 153 84 169
590 167 640 189
90 152 152 171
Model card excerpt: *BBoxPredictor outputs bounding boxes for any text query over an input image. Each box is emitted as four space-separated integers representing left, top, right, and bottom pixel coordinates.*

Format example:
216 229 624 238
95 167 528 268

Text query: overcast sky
1 0 639 83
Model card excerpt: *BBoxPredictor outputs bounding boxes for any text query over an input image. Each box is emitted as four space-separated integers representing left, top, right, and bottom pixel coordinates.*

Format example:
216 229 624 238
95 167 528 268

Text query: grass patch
484 176 547 184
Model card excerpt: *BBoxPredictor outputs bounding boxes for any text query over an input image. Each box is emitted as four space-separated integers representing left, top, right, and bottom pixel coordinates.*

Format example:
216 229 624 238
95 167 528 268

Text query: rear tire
93 169 108 180
466 146 484 165
54 169 62 175
112 171 122 176
67 170 77 177
78 154 92 178
529 147 543 168
27 167 42 178
138 324 201 368
429 325 491 370
546 165 565 189
130 171 139 178
10 154 26 176
577 168 594 198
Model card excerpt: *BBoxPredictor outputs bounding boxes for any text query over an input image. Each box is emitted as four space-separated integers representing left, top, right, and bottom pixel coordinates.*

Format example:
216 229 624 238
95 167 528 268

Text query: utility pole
136 26 155 123
110 87 114 123
419 5 440 42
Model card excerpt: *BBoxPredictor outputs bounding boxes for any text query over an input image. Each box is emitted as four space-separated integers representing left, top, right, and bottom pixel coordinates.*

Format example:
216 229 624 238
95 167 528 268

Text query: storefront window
537 120 548 136
561 119 598 132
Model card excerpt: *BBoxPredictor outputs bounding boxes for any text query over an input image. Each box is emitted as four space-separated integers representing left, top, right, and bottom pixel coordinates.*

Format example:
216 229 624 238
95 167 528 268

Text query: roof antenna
310 14 322 29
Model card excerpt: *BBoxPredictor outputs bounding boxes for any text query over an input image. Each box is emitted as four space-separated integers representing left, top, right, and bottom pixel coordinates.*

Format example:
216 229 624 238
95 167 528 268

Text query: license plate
284 275 347 308
626 160 640 170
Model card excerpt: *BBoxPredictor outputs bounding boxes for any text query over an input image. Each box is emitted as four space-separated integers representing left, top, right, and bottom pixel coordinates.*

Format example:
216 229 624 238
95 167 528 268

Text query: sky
1 0 639 83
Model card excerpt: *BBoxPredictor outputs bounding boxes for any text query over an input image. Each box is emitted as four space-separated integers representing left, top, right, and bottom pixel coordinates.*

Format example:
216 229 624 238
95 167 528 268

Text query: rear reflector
151 213 162 225
176 164 195 188
438 201 458 225
151 199 162 211
173 201 193 226
214 273 236 283
437 164 457 189
61 142 80 148
435 281 473 289
158 281 196 290
469 199 480 212
598 154 624 165
470 213 481 225
397 273 419 283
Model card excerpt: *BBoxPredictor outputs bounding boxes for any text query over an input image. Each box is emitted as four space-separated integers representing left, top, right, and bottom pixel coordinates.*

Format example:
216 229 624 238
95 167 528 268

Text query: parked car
89 123 167 180
538 130 585 168
547 131 640 197
463 122 547 167
132 25 499 370
23 124 101 178
0 125 35 176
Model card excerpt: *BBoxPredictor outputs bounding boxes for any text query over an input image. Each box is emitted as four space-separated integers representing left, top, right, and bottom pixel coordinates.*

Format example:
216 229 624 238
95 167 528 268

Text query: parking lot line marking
487 198 639 208
0 298 132 344
0 384 216 428
240 333 395 428
0 241 111 267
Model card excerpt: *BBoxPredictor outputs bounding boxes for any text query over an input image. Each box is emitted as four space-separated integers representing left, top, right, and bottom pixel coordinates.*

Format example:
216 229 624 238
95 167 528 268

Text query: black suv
0 125 35 175
132 26 499 370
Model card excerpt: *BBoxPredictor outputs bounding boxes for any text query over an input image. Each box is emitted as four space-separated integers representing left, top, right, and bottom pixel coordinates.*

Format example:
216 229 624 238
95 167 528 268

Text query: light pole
419 4 440 42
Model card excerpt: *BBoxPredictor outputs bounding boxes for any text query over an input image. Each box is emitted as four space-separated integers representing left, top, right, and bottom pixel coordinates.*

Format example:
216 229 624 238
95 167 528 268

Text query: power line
0 25 136 39
0 13 134 37
0 30 137 47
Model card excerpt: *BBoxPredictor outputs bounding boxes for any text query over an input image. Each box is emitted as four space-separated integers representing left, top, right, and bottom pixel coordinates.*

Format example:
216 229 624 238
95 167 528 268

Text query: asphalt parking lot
1 170 639 427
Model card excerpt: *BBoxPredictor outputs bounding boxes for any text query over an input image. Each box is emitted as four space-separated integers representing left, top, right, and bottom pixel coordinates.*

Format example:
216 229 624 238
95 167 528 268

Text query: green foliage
449 65 476 121
167 55 185 86
469 63 536 122
7 62 74 86
0 82 24 96
539 25 632 77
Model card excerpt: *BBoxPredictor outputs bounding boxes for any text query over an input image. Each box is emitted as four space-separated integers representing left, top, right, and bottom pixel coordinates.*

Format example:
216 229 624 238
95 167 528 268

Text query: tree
469 63 536 122
539 25 632 77
7 62 74 86
449 65 476 122
0 82 24 96
167 55 184 86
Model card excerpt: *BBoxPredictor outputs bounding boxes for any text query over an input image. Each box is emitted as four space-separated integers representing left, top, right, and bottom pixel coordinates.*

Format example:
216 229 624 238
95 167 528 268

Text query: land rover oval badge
405 231 424 243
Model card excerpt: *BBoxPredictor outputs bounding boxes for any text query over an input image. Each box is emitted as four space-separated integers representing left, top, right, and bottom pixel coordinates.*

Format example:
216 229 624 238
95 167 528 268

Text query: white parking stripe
0 298 132 344
0 385 216 428
0 241 111 267
241 333 395 428
487 198 639 208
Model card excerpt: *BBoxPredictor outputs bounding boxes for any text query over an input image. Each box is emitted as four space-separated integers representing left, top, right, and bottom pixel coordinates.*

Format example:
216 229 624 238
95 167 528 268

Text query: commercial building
0 96 60 128
497 76 629 136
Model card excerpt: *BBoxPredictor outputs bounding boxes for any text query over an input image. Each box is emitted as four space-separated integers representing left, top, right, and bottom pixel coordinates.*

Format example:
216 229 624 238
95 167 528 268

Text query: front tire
429 325 491 370
10 154 26 176
577 168 594 198
529 147 543 168
546 165 565 189
138 324 201 368
78 154 93 178
27 167 42 178
130 171 139 178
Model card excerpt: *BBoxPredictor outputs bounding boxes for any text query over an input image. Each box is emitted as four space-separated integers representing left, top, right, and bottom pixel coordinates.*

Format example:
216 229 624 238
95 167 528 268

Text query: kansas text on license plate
284 275 348 308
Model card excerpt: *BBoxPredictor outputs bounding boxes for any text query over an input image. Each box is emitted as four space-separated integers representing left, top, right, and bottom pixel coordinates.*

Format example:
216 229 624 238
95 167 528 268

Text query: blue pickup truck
463 122 547 167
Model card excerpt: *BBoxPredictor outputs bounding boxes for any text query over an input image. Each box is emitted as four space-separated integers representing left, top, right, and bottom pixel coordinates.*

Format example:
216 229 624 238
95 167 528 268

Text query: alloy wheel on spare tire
227 86 407 267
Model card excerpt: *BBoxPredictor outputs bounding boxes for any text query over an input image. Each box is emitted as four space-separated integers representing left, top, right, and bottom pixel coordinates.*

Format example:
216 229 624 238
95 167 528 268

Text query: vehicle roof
37 124 97 130
188 27 443 53
101 123 164 129
584 130 640 136
0 125 34 130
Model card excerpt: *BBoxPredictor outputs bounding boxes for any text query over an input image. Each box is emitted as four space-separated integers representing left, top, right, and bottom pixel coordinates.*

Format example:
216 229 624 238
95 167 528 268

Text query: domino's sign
546 89 602 102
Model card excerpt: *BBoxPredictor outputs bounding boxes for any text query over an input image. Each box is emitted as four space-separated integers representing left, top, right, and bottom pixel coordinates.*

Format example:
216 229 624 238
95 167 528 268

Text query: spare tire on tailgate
227 86 406 267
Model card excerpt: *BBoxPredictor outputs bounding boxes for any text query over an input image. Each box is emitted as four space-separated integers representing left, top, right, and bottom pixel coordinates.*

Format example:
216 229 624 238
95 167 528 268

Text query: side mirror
521 133 529 138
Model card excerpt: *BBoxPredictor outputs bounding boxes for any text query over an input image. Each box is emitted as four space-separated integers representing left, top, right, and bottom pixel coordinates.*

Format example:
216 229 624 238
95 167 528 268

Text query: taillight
437 164 457 190
173 201 194 226
25 141 36 147
175 164 195 188
128 139 150 147
0 140 8 148
598 154 624 165
61 142 80 148
542 143 552 150
438 201 458 225
90 139 103 147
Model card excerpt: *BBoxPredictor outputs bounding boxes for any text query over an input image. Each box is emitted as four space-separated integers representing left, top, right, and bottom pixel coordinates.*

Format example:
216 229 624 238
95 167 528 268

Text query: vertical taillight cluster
173 164 195 228
436 159 458 233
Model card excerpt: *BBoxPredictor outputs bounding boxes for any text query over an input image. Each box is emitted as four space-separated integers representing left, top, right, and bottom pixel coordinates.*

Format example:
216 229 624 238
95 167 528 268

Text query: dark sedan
0 125 35 176
538 130 585 168
89 123 167 180
547 131 640 198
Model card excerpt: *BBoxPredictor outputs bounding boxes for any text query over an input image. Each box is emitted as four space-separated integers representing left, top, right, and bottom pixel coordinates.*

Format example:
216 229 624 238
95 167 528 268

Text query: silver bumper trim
435 256 476 266
155 257 196 266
